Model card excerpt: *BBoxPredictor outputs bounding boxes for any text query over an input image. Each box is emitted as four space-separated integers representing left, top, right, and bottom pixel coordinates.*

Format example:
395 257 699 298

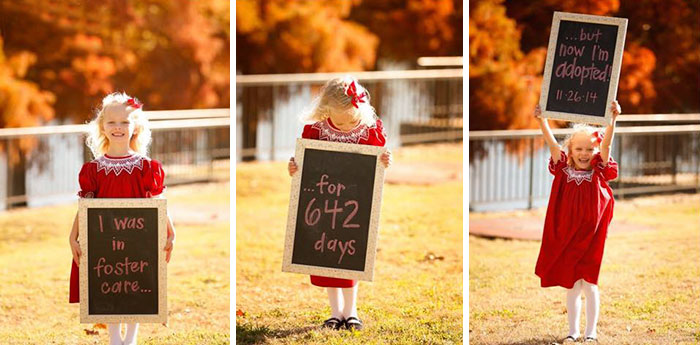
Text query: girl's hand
70 239 81 266
164 238 174 263
380 151 392 168
534 104 543 119
610 100 621 122
288 157 298 176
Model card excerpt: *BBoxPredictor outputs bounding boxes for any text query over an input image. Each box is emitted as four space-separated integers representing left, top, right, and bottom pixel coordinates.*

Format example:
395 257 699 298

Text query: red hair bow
345 81 367 108
594 131 604 144
127 98 143 109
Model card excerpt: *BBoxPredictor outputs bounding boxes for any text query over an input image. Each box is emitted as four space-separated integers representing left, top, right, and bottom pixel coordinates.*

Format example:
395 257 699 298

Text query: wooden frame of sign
282 138 386 281
79 198 167 323
540 12 627 125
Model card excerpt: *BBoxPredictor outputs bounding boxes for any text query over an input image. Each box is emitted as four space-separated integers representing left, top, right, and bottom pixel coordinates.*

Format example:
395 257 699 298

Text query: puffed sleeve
301 123 318 139
145 159 166 197
592 153 618 181
77 162 97 198
372 119 387 147
548 150 567 175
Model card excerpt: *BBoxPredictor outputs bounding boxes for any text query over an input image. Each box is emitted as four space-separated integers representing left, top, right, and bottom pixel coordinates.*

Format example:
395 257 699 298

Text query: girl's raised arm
600 100 621 165
534 105 562 162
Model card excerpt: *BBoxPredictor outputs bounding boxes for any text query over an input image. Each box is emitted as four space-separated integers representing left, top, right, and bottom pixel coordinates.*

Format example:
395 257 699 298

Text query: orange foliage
236 0 462 73
0 37 55 160
236 0 378 73
505 0 620 52
0 38 55 129
349 0 462 61
0 0 229 126
618 0 699 112
471 0 699 132
469 0 546 131
469 0 523 75
618 43 656 113
547 0 619 15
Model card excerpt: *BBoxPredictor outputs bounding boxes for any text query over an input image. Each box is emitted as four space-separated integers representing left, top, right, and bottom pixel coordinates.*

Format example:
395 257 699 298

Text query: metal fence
236 69 463 161
469 117 700 212
0 109 230 210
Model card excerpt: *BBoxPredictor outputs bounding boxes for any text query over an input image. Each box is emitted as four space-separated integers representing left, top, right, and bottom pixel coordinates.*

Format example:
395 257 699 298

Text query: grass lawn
236 144 464 344
0 182 230 345
469 194 700 345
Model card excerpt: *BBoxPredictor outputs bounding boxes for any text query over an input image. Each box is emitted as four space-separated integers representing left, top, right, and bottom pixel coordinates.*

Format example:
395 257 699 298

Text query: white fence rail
236 69 464 161
469 118 700 212
0 109 230 210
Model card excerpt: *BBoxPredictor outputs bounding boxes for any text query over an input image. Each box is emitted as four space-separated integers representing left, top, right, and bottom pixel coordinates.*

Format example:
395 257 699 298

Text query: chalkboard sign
282 139 386 281
79 198 167 323
540 12 627 125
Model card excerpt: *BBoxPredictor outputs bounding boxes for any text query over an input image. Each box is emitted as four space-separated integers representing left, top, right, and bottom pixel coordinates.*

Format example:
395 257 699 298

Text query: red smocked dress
535 151 618 288
69 154 165 303
302 117 387 288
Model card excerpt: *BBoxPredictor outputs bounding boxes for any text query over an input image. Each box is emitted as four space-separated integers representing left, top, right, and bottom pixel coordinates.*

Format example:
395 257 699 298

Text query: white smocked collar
93 154 146 176
563 166 594 185
313 119 370 144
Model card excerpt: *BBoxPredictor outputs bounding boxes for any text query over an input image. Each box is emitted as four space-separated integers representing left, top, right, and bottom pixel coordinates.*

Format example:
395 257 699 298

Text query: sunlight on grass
0 183 230 345
236 144 463 345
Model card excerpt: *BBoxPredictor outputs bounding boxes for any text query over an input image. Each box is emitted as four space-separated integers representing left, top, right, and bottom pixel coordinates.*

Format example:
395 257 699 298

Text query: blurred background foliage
469 0 699 130
235 0 463 73
0 0 230 128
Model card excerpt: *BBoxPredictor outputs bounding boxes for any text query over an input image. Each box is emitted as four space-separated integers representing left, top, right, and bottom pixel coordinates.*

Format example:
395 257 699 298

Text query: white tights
327 285 358 320
566 279 599 339
108 323 139 345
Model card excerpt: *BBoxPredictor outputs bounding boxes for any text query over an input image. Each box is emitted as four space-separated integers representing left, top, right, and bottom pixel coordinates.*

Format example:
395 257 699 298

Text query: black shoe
322 317 343 330
562 335 579 343
344 316 363 331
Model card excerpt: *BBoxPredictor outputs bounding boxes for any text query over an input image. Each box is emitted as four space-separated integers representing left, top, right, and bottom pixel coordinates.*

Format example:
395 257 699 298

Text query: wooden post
528 137 535 209
617 135 624 200
671 134 677 185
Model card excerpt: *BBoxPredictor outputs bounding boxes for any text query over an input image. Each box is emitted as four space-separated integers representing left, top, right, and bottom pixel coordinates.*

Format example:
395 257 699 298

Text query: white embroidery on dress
597 159 617 170
94 154 146 176
563 166 594 185
313 119 370 144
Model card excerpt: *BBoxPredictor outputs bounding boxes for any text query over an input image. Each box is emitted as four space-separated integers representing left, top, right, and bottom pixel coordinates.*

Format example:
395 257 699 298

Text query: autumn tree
0 36 55 160
0 38 55 130
348 0 462 63
0 0 229 206
469 0 546 131
0 0 229 125
236 0 464 74
505 0 620 52
490 0 697 121
505 0 658 115
617 0 699 113
236 0 379 74
0 35 56 204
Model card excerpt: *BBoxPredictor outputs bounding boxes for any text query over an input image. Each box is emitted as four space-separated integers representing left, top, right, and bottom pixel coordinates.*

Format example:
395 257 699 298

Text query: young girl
288 76 392 331
534 101 621 343
68 92 176 345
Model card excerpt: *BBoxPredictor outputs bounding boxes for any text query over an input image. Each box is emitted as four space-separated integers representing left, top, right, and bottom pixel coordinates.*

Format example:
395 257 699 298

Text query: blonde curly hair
301 75 378 127
85 92 151 158
562 123 603 167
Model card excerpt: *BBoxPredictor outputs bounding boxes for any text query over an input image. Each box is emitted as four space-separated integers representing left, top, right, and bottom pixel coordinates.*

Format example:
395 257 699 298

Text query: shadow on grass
494 338 561 345
236 324 318 345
